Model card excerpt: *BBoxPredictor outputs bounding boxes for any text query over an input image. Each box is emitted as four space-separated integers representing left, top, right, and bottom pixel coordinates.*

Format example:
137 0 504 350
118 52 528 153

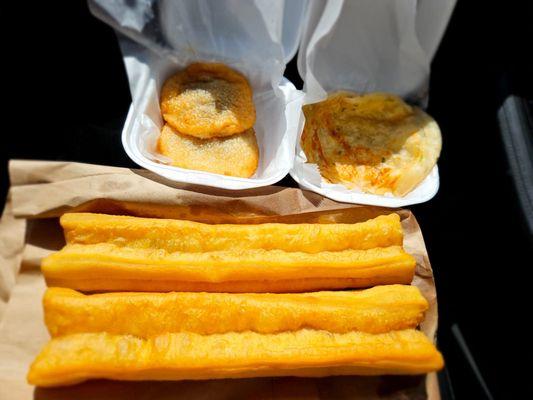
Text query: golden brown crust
301 92 442 196
157 124 258 178
44 275 415 294
59 212 404 253
28 329 443 387
160 63 256 138
41 244 416 293
43 285 428 337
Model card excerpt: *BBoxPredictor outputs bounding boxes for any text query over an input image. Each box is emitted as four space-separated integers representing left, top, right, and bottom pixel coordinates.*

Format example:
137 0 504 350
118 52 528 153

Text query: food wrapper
290 0 456 207
89 0 455 205
88 0 306 189
0 160 440 399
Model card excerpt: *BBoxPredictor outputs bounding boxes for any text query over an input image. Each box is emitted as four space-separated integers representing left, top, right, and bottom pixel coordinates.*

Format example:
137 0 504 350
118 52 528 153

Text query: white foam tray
92 0 455 205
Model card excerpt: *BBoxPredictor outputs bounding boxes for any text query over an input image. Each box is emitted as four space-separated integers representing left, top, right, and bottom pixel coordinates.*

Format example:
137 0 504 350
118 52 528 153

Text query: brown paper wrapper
0 160 440 400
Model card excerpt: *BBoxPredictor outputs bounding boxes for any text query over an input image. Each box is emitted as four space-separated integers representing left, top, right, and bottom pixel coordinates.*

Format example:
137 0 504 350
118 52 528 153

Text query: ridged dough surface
44 285 428 337
28 329 444 387
42 244 415 292
42 276 415 293
60 212 403 253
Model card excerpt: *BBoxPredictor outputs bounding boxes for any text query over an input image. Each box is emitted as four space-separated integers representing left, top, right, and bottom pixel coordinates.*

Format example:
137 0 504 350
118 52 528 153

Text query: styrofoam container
289 0 454 207
122 77 304 189
291 161 440 207
91 0 455 205
91 0 307 190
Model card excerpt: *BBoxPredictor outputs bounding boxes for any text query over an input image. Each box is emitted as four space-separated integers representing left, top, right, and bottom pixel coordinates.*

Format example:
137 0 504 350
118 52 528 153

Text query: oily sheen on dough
301 92 442 196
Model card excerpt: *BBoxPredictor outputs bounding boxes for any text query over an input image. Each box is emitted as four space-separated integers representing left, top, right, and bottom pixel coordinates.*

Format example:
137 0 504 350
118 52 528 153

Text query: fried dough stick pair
29 285 442 387
42 213 415 293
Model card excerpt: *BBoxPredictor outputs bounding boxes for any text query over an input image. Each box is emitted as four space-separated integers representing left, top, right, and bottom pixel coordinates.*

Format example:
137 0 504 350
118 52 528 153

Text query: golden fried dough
157 124 258 178
41 244 415 293
43 212 412 293
59 213 403 253
28 329 443 386
302 92 442 196
44 285 428 337
160 63 256 138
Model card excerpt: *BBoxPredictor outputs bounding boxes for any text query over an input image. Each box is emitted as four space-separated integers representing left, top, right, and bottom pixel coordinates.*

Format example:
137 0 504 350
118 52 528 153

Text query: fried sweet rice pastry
28 329 444 387
59 212 403 253
157 124 258 178
301 92 442 196
160 63 256 138
44 285 428 337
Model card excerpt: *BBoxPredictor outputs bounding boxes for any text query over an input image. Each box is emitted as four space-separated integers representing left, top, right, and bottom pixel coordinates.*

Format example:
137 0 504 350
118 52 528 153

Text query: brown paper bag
0 160 440 399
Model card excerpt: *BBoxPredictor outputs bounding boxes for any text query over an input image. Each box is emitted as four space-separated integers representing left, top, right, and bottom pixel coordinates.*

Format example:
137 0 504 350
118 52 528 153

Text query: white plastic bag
291 0 455 206
89 0 306 190
90 0 455 202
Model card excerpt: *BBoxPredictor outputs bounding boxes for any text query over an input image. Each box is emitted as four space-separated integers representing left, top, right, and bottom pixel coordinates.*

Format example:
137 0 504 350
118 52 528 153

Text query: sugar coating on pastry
157 124 258 178
160 63 256 138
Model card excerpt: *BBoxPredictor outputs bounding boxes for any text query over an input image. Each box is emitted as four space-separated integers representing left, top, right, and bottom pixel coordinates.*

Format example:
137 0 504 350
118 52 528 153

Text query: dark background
1 1 532 399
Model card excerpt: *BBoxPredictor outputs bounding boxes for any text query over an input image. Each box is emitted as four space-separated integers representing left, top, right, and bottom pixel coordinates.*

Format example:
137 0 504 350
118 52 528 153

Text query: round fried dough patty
301 92 441 197
158 124 259 178
160 63 256 138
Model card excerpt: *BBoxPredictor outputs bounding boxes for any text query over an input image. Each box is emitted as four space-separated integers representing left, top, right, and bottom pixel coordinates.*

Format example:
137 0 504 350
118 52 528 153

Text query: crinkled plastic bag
90 0 455 203
291 0 455 206
89 0 306 189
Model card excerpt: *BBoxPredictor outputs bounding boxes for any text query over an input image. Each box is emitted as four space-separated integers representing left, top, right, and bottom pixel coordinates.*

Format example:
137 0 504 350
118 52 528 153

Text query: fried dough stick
42 245 415 292
60 212 403 253
44 285 428 337
28 329 443 387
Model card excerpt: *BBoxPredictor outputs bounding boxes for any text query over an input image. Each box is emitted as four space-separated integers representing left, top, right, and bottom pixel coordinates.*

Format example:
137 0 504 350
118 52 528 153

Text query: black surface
2 1 533 399
497 85 533 242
